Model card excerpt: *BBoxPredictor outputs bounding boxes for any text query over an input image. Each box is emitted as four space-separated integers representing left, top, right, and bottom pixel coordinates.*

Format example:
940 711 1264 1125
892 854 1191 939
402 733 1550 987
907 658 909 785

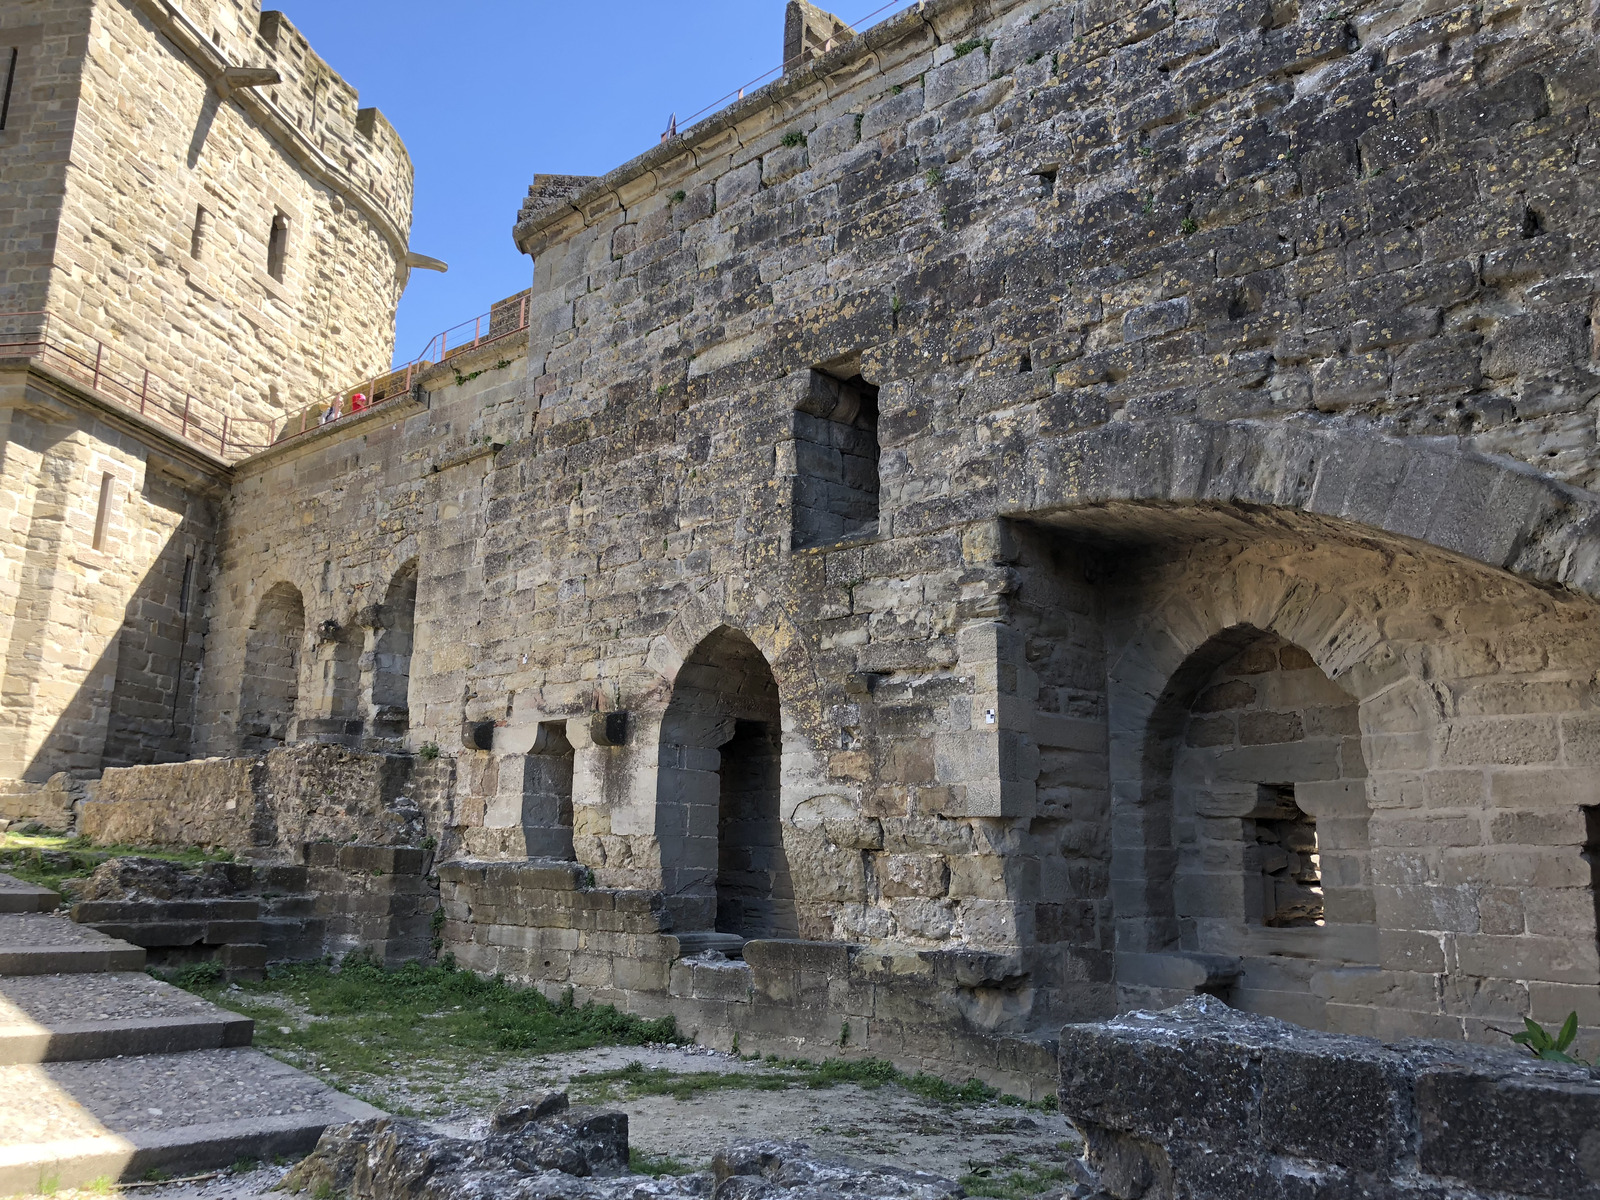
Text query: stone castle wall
0 364 222 785
181 0 1600 1063
191 332 528 759
0 0 90 320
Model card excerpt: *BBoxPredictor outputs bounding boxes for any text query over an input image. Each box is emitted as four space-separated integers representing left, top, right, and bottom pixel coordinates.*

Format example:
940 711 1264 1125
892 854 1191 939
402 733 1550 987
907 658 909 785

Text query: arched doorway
239 582 305 753
656 627 796 942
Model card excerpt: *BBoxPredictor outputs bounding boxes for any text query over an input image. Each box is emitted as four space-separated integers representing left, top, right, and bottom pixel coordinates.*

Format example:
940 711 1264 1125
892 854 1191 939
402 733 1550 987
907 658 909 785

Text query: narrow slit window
179 554 195 614
1584 806 1600 957
91 472 114 551
1251 783 1324 928
190 205 209 259
266 212 289 281
0 48 16 131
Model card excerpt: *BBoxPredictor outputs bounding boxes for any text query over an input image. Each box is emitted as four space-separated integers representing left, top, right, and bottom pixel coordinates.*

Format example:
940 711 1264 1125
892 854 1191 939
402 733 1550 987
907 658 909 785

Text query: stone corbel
214 66 280 101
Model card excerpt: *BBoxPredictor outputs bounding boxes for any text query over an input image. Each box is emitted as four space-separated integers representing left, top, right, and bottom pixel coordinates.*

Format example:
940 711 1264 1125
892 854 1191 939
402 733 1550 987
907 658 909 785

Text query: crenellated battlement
130 1 415 252
252 7 413 234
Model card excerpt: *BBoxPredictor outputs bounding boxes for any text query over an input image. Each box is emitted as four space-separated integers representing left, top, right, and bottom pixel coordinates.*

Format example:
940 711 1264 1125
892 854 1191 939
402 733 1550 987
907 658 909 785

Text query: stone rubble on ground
281 1090 991 1200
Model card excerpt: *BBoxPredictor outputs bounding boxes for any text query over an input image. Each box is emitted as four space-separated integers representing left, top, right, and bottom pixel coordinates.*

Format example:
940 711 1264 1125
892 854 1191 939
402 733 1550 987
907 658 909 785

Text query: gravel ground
16 1043 1079 1200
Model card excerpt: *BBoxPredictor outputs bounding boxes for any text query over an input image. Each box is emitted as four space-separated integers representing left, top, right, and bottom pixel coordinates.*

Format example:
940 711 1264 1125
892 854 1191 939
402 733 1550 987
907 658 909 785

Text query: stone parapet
1059 998 1600 1200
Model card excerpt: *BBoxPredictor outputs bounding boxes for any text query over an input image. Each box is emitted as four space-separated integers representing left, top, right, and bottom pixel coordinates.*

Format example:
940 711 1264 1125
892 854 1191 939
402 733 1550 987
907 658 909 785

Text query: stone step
0 873 58 914
0 913 145 976
0 972 253 1064
71 899 260 923
0 1047 381 1194
81 917 265 948
248 864 310 892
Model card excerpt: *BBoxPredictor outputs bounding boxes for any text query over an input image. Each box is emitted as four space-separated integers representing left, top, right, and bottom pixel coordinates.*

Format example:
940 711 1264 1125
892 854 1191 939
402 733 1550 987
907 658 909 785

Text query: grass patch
628 1149 701 1176
574 1060 794 1102
168 955 680 1096
960 1154 1072 1199
571 1053 1045 1110
0 831 232 897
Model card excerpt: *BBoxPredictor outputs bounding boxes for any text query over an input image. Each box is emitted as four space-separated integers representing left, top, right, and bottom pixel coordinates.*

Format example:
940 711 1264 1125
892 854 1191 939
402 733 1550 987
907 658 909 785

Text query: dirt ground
33 1043 1080 1200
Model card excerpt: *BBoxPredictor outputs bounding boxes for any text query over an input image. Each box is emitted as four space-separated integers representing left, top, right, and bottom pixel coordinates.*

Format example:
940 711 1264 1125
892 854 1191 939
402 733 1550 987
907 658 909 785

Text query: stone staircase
61 861 334 983
66 847 434 979
0 873 376 1195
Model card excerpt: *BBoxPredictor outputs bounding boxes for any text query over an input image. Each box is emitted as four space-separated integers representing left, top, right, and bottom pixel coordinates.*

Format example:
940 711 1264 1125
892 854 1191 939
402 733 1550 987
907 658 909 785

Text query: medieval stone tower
0 0 416 793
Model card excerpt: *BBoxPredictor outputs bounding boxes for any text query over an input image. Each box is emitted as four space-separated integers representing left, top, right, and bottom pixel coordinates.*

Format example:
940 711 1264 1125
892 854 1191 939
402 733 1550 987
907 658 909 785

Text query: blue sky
276 1 921 365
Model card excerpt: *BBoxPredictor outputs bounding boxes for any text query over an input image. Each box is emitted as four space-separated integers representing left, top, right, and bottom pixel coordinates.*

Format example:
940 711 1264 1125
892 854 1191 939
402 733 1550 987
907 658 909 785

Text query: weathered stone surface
72 857 250 903
1060 998 1600 1200
284 1111 963 1200
178 0 1600 1063
9 0 1600 1097
83 745 443 854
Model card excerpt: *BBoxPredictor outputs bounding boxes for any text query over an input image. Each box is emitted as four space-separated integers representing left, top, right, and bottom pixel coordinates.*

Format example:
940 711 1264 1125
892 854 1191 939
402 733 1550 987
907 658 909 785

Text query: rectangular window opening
267 212 290 281
792 369 880 550
190 205 209 260
0 47 17 131
1251 783 1324 928
91 472 114 551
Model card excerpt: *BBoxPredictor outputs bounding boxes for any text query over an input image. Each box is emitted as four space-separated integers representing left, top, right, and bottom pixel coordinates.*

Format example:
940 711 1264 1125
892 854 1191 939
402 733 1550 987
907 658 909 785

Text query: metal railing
272 357 430 444
416 291 531 364
269 291 530 447
0 312 273 460
0 291 535 460
672 0 921 134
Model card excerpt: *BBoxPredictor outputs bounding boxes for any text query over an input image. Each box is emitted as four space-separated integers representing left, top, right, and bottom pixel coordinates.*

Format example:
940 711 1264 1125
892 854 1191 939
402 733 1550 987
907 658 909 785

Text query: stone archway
1138 624 1375 1026
1079 508 1600 1042
654 625 796 941
239 582 304 753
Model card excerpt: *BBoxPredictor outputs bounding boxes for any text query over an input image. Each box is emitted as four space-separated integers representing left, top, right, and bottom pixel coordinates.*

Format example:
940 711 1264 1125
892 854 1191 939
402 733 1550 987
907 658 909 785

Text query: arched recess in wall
1073 502 1600 1044
370 559 417 740
239 582 305 753
655 625 797 943
1133 624 1375 1027
302 619 363 745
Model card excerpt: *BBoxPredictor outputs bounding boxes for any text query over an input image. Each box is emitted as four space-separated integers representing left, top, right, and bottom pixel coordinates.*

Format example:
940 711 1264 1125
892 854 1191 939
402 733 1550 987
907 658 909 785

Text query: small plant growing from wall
781 130 807 147
1510 1012 1589 1066
419 742 440 760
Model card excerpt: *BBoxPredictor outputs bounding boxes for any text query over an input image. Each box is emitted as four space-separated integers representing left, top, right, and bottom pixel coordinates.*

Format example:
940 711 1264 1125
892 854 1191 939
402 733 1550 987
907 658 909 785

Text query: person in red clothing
350 391 369 414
